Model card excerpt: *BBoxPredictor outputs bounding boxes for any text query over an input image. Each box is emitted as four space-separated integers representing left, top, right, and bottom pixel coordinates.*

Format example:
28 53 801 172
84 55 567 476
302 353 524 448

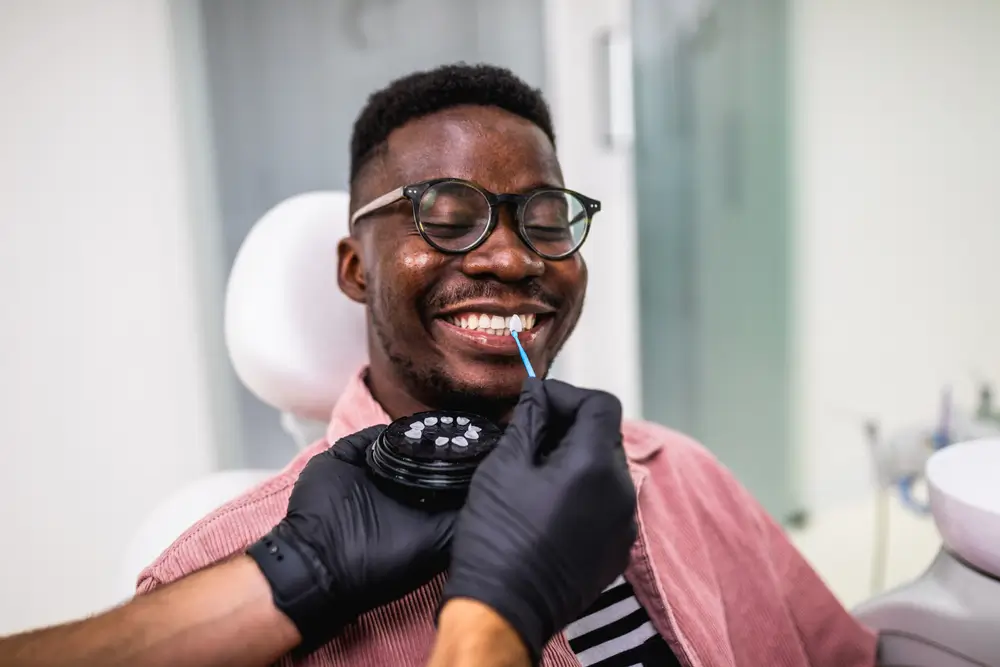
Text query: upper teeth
446 313 537 335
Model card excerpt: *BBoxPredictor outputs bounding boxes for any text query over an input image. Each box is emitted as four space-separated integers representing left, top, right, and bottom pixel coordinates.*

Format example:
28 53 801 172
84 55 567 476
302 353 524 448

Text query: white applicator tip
508 314 535 378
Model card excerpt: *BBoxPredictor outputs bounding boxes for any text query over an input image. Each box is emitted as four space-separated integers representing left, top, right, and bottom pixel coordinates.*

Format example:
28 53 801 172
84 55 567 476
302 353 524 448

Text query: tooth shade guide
370 410 502 463
364 410 504 506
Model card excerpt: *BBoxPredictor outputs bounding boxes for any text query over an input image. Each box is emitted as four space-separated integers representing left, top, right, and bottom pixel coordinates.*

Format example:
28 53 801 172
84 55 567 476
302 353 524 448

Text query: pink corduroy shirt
137 370 877 667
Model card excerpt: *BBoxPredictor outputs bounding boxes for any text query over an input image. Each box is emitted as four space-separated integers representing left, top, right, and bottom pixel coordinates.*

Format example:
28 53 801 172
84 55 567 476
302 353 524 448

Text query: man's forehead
382 105 562 193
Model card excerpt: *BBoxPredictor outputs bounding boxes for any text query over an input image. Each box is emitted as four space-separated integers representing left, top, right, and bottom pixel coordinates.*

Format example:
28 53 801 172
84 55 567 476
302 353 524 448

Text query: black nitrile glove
441 379 638 662
247 426 456 654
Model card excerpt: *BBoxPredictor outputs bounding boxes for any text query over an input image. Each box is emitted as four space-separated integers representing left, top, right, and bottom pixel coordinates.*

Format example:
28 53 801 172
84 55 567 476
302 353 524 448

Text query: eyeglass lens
417 181 589 257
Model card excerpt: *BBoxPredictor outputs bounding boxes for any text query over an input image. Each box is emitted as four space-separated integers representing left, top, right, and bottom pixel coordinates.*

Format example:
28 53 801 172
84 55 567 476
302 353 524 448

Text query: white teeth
447 313 541 333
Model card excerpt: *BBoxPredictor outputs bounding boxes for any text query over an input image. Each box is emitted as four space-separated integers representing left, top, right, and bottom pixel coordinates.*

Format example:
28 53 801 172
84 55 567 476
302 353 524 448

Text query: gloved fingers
329 424 387 466
545 386 625 470
542 380 622 430
427 510 458 554
494 378 550 459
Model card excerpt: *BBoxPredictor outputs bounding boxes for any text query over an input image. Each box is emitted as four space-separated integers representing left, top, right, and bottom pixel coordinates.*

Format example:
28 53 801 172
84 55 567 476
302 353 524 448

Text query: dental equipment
509 314 536 378
854 437 1000 666
366 410 503 508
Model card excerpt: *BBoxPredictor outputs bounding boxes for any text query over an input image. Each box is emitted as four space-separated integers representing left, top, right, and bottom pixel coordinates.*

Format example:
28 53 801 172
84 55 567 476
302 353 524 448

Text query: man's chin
413 360 529 421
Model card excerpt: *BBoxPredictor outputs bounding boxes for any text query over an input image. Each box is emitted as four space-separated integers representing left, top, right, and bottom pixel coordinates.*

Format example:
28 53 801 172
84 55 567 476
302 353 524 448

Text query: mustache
425 279 562 312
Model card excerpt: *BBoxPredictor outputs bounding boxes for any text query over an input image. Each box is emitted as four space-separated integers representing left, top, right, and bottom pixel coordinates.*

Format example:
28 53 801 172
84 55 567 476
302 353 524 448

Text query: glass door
632 0 801 522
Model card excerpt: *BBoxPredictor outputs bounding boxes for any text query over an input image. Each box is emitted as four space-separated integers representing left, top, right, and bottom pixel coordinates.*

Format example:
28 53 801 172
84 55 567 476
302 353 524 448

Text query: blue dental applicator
509 314 536 378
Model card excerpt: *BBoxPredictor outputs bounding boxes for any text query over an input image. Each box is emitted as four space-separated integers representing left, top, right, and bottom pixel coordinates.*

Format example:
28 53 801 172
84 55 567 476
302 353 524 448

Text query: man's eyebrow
516 180 565 192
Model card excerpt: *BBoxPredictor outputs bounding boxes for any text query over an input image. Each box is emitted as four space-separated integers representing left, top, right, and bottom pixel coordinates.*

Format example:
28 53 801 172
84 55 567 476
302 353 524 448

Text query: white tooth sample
410 422 424 430
466 314 478 329
424 416 438 425
451 436 469 447
509 314 523 333
405 429 422 439
457 417 470 425
459 316 467 328
435 436 449 446
465 429 479 440
503 328 511 336
479 314 491 329
504 316 512 330
441 416 453 424
467 424 480 433
491 314 504 329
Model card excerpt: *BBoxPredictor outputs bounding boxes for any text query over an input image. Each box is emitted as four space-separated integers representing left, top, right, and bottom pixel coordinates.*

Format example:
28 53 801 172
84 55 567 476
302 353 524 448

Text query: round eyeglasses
349 178 601 260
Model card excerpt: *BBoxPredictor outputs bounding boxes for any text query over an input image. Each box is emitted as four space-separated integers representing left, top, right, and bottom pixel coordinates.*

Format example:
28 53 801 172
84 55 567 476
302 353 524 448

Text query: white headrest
927 438 1000 577
225 191 367 421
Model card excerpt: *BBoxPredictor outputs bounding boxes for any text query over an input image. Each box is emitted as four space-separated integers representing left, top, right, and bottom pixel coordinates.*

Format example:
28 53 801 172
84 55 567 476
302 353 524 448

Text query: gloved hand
441 379 638 662
247 426 456 654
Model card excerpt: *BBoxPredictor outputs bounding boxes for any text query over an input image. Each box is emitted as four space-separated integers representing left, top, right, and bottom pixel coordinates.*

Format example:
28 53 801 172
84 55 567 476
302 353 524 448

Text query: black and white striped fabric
564 576 681 667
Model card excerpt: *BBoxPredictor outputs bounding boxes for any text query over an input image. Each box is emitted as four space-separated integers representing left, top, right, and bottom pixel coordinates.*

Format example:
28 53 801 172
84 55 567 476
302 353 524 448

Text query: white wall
0 0 221 634
788 0 1000 601
793 0 1000 512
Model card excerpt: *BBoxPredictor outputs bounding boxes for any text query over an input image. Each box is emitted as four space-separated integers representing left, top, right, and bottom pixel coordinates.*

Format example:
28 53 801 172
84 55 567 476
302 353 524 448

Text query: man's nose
461 216 544 282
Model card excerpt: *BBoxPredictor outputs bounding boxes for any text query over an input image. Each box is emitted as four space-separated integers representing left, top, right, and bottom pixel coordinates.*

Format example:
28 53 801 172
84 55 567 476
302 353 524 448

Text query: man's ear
337 237 367 304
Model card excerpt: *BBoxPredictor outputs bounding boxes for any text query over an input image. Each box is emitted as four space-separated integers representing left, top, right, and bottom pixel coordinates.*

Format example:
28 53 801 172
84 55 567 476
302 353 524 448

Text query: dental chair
854 438 1000 666
118 191 367 600
120 192 1000 666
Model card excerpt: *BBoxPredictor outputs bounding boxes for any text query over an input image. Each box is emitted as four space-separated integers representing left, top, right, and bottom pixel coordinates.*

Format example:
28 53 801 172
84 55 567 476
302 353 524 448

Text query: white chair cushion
225 190 368 422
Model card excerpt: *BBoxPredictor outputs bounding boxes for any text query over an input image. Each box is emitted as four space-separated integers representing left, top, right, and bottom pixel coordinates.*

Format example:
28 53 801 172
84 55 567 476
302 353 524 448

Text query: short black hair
349 63 556 182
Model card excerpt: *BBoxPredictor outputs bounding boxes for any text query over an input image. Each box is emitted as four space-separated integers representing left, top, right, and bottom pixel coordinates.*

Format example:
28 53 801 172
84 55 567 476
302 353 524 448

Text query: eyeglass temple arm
349 187 406 230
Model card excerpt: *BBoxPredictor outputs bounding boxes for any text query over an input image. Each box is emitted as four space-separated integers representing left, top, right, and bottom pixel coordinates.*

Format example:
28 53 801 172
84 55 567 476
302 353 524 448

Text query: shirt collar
325 367 390 443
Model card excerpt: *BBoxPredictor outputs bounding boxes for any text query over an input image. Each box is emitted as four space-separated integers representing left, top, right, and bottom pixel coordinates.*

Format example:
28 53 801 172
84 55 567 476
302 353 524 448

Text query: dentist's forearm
0 555 300 667
426 598 531 667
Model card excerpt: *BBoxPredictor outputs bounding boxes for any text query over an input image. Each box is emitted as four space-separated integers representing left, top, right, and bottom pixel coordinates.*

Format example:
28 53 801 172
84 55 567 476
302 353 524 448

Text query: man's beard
368 277 566 424
371 321 526 424
370 311 561 425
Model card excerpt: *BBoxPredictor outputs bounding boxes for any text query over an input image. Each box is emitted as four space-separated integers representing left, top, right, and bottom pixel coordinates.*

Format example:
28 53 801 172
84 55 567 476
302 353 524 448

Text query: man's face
339 105 587 420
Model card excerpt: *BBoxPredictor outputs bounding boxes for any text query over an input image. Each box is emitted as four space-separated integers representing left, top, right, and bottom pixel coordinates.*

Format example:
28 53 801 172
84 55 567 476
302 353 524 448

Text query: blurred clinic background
2 0 999 637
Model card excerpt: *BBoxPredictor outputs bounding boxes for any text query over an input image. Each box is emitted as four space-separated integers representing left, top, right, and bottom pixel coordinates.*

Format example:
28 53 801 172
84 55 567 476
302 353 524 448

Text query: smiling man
138 64 879 666
339 88 590 425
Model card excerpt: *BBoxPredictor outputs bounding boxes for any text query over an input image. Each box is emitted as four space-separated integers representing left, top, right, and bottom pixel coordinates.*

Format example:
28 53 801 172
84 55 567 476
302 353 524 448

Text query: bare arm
426 599 531 667
0 555 300 667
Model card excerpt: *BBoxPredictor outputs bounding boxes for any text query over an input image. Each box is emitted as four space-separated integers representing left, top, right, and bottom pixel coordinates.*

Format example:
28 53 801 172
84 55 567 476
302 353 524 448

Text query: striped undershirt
564 576 681 667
